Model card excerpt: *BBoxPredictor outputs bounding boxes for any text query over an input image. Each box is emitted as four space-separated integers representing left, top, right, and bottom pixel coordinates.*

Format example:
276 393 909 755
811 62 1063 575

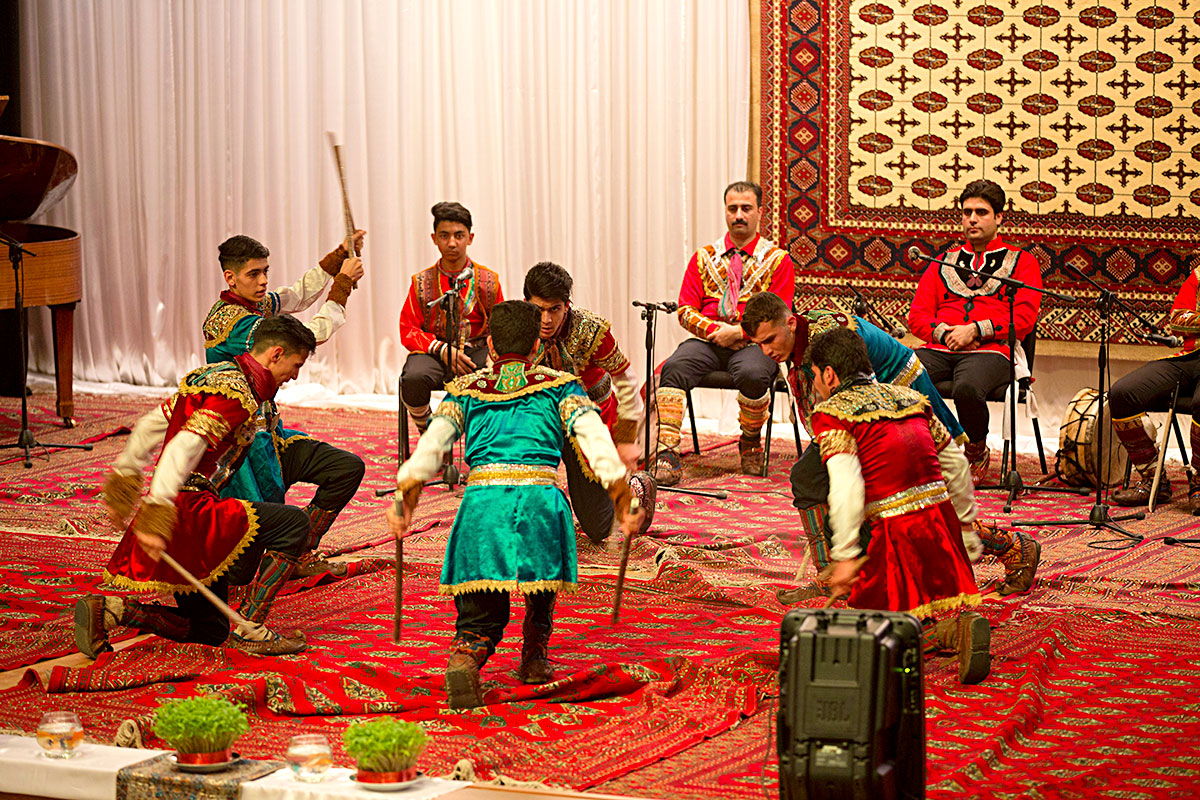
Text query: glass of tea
37 711 83 759
285 733 332 782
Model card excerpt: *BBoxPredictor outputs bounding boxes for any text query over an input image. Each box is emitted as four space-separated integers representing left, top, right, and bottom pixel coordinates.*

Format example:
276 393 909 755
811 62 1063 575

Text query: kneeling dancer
811 327 990 683
387 300 636 709
74 315 319 657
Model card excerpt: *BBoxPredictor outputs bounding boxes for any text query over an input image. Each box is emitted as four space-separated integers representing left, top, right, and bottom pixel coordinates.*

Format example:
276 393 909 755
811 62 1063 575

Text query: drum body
1055 388 1130 488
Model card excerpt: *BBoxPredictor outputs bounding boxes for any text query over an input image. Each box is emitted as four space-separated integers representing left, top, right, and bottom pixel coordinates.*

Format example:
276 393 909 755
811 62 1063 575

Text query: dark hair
724 181 762 207
809 327 871 379
959 179 1006 214
218 235 269 273
489 300 541 357
740 292 791 337
523 262 573 304
432 201 473 232
251 314 317 356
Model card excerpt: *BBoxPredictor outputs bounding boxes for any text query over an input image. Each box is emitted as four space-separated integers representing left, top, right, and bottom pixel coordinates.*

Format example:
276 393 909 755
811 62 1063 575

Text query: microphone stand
633 300 725 499
1011 263 1167 548
0 231 93 468
847 283 904 339
912 249 1084 512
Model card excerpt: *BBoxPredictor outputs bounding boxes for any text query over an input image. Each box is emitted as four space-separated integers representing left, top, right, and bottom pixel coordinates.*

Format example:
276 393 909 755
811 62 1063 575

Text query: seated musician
399 202 503 440
907 179 1043 484
1110 271 1200 511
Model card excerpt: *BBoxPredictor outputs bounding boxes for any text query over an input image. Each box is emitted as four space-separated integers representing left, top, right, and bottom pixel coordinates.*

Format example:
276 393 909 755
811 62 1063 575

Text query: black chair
682 369 802 477
932 327 1048 476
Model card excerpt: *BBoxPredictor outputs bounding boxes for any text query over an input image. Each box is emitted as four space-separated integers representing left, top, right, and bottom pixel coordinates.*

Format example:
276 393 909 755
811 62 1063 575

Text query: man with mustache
653 181 795 485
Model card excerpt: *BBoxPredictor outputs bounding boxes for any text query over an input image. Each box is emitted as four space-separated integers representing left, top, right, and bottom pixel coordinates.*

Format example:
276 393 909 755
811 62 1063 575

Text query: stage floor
2 391 1200 799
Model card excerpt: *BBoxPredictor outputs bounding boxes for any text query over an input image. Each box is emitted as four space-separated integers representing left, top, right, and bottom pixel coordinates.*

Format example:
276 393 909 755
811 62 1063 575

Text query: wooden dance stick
393 537 403 643
159 552 262 635
610 497 641 625
326 131 362 286
1148 412 1173 514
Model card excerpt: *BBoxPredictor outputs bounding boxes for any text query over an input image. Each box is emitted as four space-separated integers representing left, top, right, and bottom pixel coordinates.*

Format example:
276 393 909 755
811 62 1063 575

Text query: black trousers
563 440 614 543
913 348 1008 443
175 500 311 646
454 589 557 654
659 339 776 398
788 440 873 555
400 345 489 407
1109 350 1200 419
278 437 365 514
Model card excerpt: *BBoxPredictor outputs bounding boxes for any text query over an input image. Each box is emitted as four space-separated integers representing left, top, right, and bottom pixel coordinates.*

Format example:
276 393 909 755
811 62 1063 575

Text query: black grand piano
0 95 82 427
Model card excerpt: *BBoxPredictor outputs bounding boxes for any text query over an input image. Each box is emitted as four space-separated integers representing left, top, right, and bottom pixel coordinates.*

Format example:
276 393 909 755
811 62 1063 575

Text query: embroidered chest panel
939 248 1021 300
203 298 273 349
695 241 787 301
448 362 577 401
815 382 927 425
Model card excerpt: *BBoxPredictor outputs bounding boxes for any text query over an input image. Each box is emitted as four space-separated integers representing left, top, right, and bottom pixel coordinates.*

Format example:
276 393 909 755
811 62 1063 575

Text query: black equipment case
777 609 926 800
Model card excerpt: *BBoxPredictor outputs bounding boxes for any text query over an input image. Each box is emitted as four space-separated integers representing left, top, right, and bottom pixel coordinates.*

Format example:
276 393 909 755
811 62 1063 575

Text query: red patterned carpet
3 391 1200 798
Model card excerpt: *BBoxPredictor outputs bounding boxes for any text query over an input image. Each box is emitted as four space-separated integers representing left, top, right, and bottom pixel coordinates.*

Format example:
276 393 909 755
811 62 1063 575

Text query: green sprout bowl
153 695 249 770
343 717 427 784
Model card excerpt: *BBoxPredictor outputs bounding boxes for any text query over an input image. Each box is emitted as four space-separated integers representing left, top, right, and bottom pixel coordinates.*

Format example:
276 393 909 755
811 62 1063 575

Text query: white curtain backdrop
18 0 750 395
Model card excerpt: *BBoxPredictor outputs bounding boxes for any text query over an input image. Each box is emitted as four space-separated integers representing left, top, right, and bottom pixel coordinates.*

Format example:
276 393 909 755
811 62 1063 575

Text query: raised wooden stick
159 552 261 635
393 537 404 643
326 131 356 241
610 498 641 624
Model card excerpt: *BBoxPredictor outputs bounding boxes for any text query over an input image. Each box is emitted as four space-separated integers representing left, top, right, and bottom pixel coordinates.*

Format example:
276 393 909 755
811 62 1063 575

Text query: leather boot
996 531 1042 596
227 551 307 655
120 599 191 641
1112 471 1171 507
964 441 990 485
294 551 348 579
445 632 491 709
518 594 556 685
933 612 991 684
654 450 683 487
739 434 765 477
776 584 829 605
1188 470 1200 516
294 505 348 578
73 595 123 659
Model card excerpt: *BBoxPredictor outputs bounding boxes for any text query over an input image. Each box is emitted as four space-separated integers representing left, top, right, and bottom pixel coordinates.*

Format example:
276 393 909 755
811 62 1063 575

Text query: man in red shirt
907 179 1043 483
655 181 795 486
399 202 504 438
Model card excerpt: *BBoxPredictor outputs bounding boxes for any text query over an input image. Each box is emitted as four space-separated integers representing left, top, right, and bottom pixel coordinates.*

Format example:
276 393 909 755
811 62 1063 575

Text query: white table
0 734 167 800
243 768 464 800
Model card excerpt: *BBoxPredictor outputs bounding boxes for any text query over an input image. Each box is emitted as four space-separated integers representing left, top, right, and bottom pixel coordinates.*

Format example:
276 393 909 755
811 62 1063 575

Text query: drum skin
1055 388 1131 489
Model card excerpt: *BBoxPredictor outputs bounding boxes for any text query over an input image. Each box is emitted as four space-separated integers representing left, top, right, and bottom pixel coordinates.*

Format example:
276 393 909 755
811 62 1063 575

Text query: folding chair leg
1032 417 1047 475
398 376 411 463
1122 459 1132 490
685 389 700 456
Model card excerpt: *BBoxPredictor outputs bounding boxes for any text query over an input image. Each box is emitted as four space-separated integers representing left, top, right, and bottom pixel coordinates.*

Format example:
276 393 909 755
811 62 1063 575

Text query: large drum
1054 388 1130 488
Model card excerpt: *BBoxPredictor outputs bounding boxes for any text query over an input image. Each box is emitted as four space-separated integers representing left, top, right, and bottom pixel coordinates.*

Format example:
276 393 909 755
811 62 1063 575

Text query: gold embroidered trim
907 591 981 620
467 464 558 487
929 416 951 452
560 393 600 430
103 471 143 525
437 578 579 596
202 302 252 349
274 431 314 454
565 307 610 368
176 365 260 417
893 353 923 388
181 473 217 493
448 365 580 401
865 481 950 521
101 501 259 594
595 347 631 377
182 408 232 447
587 373 613 404
1112 413 1149 430
433 398 465 433
814 382 929 425
568 436 600 483
816 429 857 458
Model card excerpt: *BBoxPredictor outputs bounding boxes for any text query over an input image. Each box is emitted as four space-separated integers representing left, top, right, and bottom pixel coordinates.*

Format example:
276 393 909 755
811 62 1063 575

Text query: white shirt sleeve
938 439 977 528
146 431 208 505
112 404 171 476
302 299 347 345
396 416 459 486
611 369 643 425
571 409 628 489
275 264 333 315
826 452 866 561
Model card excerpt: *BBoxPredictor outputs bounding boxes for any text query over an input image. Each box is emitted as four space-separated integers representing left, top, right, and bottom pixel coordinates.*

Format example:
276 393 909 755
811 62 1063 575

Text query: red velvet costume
677 233 794 337
103 354 275 593
908 238 1041 360
399 260 503 357
1165 269 1200 356
813 380 980 619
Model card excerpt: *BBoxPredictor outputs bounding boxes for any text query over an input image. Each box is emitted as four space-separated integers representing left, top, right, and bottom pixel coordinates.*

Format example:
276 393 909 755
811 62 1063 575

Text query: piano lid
0 134 78 221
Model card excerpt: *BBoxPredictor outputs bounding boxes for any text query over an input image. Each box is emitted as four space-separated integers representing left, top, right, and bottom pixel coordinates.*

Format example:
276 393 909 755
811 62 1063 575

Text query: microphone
632 300 678 312
453 265 473 287
1147 332 1183 348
